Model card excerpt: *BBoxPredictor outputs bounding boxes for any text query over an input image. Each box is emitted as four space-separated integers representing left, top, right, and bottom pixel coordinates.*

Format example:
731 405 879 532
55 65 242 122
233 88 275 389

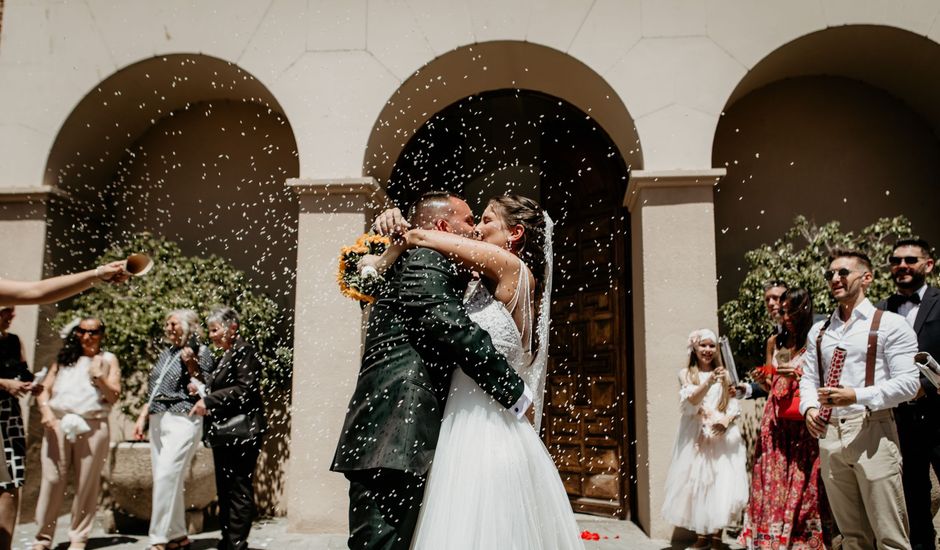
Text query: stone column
623 169 726 540
0 186 61 366
285 177 390 533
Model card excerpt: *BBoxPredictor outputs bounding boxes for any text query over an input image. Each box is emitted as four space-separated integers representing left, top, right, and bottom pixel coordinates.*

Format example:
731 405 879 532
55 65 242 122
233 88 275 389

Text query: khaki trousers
33 418 110 549
818 409 910 550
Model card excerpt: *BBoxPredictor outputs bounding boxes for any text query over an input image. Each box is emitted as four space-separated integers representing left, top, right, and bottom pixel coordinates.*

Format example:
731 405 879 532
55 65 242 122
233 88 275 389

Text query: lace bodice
465 280 529 373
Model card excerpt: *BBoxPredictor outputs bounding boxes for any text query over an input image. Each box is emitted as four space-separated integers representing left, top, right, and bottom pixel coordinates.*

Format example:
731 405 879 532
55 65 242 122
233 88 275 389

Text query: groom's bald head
409 191 475 237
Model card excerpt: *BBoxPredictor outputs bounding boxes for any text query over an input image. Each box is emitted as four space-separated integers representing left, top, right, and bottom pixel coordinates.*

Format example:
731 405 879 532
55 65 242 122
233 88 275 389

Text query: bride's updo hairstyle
487 194 547 291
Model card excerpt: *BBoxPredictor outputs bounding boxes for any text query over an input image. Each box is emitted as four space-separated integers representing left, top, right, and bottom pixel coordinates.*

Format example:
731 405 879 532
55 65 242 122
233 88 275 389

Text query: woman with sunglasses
32 317 121 550
739 289 829 550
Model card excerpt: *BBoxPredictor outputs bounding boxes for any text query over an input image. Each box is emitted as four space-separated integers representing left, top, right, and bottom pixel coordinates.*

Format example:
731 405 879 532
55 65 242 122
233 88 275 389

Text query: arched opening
713 25 940 303
45 54 299 311
364 41 642 184
383 86 636 518
37 53 298 517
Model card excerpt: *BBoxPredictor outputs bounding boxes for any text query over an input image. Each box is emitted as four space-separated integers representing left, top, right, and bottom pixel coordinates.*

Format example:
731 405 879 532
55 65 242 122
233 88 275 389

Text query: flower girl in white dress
661 329 748 550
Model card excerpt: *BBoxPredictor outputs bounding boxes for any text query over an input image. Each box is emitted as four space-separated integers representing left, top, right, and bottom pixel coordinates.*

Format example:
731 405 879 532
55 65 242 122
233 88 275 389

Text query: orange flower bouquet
337 233 392 304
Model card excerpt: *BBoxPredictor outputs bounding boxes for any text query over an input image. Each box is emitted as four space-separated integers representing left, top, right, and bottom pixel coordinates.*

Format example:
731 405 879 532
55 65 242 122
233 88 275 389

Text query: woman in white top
133 309 213 550
33 317 121 550
661 329 748 550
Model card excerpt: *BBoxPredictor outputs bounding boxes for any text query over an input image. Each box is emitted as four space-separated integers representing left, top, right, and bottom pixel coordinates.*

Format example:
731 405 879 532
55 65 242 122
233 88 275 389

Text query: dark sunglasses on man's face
888 256 923 266
824 268 855 280
75 328 103 336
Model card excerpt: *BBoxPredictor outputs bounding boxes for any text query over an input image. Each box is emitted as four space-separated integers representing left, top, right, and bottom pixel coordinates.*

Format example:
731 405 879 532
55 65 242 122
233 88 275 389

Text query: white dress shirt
800 298 919 417
896 284 927 326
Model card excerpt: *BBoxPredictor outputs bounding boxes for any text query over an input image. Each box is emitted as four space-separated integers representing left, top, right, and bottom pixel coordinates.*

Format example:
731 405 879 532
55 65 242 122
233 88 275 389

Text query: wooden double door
387 89 634 518
539 142 633 518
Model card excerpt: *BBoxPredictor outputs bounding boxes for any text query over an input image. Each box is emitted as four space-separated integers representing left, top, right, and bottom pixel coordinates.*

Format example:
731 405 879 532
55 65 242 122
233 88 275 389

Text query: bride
368 193 584 550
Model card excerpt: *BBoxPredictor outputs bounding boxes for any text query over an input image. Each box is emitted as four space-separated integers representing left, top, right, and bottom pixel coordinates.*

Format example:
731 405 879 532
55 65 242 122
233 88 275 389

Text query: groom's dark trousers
331 248 527 550
346 469 425 550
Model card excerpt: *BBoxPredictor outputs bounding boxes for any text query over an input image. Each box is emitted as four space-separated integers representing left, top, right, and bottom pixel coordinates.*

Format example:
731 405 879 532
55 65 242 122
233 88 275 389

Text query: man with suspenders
800 249 920 550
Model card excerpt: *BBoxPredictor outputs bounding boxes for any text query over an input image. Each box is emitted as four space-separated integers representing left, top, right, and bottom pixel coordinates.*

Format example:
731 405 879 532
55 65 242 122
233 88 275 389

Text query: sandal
686 536 710 550
167 537 192 550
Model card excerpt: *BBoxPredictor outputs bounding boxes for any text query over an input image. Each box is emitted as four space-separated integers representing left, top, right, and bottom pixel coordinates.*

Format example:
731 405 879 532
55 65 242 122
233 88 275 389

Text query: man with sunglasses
876 239 940 550
800 249 919 550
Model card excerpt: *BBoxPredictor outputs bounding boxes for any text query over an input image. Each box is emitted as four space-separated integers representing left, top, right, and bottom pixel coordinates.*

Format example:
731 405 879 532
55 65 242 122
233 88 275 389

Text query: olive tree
719 215 932 374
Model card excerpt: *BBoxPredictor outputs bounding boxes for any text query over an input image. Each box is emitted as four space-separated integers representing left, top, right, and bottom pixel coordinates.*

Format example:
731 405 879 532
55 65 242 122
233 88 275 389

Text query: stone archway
387 88 634 518
363 41 641 520
364 40 642 183
34 53 299 519
714 25 940 303
44 54 299 312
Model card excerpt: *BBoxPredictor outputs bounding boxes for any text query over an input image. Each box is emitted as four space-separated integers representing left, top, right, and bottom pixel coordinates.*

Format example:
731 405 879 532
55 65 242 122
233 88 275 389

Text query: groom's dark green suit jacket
331 248 526 476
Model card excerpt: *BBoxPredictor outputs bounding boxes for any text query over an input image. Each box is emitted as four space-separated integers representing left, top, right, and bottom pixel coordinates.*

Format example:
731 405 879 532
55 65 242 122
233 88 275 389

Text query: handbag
770 346 804 422
777 386 803 421
204 411 265 447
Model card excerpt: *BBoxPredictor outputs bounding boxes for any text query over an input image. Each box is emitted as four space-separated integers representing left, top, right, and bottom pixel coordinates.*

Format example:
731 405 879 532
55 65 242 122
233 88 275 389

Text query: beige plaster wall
285 181 384 534
4 1 940 190
714 76 940 303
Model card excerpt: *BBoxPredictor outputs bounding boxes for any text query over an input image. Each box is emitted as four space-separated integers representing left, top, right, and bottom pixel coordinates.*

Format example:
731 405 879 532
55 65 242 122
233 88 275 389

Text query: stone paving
15 514 692 550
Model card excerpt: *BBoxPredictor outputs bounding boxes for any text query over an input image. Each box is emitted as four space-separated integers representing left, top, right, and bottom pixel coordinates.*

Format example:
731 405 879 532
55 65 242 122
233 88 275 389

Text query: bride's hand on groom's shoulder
373 207 410 236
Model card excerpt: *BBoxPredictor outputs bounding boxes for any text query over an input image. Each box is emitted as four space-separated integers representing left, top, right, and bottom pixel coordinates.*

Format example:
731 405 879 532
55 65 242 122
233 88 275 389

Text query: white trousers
148 412 203 545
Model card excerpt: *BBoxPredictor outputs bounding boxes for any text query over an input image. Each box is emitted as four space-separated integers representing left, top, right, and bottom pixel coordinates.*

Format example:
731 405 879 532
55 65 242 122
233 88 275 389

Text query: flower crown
687 328 718 354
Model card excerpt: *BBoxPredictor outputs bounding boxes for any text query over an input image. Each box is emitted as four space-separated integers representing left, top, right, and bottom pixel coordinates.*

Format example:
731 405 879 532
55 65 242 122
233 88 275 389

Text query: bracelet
95 266 106 281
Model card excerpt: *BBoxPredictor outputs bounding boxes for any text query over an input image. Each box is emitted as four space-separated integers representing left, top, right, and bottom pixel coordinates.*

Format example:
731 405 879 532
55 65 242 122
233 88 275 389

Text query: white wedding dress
410 276 584 550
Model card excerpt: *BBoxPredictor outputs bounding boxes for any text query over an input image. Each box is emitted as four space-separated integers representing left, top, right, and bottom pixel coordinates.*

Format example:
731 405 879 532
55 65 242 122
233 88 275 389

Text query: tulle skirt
411 370 584 550
661 415 749 535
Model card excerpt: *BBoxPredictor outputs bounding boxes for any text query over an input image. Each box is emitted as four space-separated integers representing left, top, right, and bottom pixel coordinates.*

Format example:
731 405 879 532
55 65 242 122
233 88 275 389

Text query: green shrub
54 233 292 418
720 215 934 375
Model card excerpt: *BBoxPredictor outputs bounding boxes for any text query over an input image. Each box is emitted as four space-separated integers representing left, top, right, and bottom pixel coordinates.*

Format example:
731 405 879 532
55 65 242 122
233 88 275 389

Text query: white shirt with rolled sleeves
799 298 919 418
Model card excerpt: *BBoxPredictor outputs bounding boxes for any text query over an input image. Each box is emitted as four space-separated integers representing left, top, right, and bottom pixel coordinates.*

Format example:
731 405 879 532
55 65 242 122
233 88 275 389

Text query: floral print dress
739 349 829 550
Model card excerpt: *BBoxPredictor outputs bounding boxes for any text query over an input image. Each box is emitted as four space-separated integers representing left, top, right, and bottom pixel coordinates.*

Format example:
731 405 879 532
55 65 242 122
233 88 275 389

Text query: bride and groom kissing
331 191 585 550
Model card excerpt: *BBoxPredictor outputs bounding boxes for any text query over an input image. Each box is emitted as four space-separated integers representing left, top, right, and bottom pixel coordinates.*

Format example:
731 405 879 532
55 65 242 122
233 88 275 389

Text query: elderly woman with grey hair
133 309 213 550
188 306 265 550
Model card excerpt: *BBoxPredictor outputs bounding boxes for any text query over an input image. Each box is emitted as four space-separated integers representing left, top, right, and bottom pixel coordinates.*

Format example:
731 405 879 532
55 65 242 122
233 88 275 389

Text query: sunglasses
888 256 924 266
823 268 857 280
75 328 103 336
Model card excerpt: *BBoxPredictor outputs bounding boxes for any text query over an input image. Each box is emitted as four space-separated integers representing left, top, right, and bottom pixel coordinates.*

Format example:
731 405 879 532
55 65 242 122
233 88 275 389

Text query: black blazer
331 248 526 476
877 286 940 403
204 339 266 439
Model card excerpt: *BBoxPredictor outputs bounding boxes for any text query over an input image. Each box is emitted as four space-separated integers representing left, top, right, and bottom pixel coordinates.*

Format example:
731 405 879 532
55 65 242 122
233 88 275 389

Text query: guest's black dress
0 333 32 489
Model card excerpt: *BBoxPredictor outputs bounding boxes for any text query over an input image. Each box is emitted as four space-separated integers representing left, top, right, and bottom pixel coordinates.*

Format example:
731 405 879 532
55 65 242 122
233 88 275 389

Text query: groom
331 191 533 550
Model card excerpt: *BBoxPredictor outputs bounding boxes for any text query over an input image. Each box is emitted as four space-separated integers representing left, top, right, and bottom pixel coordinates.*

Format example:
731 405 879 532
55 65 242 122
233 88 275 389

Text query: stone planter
102 441 217 533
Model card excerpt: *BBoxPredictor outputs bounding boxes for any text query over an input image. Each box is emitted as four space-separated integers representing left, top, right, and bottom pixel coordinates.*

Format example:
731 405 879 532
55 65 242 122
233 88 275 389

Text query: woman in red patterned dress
739 288 828 550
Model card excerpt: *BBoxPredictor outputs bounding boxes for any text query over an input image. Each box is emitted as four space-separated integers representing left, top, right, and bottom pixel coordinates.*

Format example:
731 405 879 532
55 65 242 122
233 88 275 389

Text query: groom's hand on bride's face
374 207 410 236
